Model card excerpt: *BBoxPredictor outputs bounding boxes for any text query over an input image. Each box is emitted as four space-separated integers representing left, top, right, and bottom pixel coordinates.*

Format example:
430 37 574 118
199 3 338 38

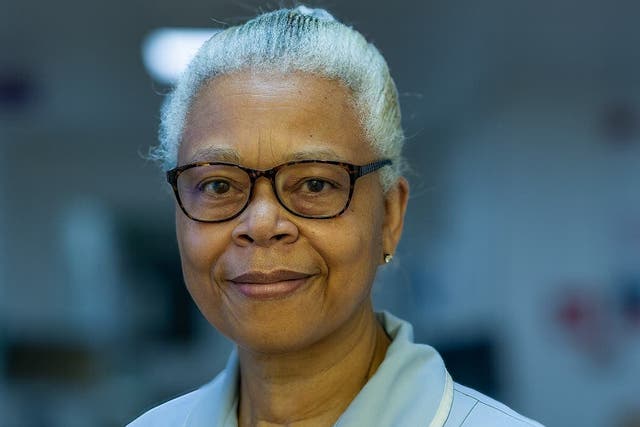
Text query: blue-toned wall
1 1 640 426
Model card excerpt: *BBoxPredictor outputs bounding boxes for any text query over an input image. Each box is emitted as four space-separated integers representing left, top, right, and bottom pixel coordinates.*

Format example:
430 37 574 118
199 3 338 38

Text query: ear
381 177 409 264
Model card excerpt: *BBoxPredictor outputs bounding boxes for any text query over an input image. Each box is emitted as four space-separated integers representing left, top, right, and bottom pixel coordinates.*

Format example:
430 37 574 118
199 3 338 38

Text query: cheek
319 203 384 286
176 216 227 285
347 193 385 253
175 215 236 330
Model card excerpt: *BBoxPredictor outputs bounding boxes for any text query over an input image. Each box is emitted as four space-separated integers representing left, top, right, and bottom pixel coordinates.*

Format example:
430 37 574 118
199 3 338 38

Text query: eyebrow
188 146 241 163
187 146 346 164
283 148 345 162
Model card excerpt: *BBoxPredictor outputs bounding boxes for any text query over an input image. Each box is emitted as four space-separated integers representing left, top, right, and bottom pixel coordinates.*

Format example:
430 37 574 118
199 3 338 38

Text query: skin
176 70 409 426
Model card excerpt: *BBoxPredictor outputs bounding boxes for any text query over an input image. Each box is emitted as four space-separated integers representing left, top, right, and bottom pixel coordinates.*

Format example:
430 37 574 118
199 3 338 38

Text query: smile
228 270 313 300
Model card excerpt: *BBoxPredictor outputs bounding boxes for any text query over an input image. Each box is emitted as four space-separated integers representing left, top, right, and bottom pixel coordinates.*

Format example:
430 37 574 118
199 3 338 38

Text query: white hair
151 6 405 190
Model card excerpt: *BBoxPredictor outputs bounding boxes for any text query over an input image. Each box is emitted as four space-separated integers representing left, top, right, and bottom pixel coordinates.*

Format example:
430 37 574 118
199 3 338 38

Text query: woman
130 6 543 427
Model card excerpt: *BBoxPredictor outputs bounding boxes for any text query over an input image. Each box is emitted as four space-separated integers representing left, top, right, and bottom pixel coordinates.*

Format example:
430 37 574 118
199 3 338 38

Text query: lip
228 270 313 300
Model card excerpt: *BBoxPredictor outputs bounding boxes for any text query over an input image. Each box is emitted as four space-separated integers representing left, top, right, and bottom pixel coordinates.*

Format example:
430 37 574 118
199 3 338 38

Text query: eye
200 179 231 194
304 179 328 193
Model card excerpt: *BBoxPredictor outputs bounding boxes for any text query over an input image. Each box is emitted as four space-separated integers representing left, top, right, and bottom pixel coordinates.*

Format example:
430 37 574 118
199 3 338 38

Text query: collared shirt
128 312 544 426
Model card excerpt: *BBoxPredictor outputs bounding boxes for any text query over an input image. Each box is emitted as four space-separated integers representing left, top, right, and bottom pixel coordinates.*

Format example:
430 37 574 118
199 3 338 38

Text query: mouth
228 270 314 300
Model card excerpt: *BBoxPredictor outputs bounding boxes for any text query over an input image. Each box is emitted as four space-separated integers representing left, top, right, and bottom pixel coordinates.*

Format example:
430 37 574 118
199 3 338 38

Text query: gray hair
151 5 405 190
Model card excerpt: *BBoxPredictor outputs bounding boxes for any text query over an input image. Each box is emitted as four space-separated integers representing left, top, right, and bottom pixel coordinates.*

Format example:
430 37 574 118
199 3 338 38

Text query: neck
237 304 390 427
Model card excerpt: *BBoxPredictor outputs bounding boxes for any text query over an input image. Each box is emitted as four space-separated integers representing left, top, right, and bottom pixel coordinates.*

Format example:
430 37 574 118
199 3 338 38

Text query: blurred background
2 0 640 426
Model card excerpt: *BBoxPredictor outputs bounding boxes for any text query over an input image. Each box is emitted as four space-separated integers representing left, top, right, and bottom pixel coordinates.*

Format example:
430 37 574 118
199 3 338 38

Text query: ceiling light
142 28 219 85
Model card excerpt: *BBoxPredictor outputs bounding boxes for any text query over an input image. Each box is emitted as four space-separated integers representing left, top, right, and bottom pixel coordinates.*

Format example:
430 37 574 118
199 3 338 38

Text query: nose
231 178 299 247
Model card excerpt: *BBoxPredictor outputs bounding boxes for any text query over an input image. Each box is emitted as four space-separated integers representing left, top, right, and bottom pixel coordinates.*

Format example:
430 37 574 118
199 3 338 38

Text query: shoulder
126 386 207 427
127 350 240 427
444 383 545 427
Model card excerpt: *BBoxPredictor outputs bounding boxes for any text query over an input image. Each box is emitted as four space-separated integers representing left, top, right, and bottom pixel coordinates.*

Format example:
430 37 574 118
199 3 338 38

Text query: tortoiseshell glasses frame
166 159 392 223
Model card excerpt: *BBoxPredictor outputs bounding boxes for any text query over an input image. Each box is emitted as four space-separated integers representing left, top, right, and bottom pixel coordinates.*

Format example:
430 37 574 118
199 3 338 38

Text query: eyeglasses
166 159 391 222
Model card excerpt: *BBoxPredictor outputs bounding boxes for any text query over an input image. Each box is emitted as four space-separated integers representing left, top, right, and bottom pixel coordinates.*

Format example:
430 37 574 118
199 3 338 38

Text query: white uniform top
128 312 544 427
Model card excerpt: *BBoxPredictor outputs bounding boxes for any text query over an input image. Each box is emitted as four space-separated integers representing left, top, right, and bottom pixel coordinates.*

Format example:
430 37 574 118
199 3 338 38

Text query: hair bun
293 5 335 22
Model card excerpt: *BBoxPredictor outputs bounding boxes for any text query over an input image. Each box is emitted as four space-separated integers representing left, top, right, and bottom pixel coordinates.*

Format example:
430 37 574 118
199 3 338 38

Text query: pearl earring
384 253 393 264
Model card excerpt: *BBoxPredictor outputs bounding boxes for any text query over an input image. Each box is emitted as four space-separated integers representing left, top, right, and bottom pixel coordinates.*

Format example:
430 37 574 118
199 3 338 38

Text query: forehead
179 70 374 167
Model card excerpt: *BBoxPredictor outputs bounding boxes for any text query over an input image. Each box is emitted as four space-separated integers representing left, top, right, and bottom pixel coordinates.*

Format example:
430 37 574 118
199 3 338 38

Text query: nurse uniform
129 312 544 427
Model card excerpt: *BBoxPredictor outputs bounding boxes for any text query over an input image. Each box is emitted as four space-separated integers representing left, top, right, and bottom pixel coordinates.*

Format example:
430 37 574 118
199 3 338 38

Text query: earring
384 253 393 264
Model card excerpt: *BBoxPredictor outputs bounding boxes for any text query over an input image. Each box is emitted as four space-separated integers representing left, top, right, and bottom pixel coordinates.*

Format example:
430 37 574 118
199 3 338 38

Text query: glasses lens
177 164 250 221
276 163 351 218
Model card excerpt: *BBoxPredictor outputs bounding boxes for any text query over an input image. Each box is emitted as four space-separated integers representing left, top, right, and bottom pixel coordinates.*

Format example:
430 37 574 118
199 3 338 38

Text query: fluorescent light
142 28 220 85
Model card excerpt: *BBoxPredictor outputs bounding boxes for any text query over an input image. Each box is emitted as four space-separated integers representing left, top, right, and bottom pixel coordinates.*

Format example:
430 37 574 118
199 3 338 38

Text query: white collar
184 311 453 427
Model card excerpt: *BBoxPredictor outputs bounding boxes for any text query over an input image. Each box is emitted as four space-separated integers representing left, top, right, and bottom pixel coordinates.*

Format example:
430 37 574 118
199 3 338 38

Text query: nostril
238 233 255 244
274 233 288 241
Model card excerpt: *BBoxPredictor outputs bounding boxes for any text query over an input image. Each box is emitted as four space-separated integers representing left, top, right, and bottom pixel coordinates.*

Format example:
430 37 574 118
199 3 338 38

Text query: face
176 70 408 353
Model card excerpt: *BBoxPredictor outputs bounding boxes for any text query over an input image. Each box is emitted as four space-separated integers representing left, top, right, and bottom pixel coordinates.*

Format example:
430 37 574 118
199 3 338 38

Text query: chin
230 321 326 355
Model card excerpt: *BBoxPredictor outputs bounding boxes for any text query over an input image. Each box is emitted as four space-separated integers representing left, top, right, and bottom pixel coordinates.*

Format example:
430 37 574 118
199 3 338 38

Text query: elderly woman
129 6 543 427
